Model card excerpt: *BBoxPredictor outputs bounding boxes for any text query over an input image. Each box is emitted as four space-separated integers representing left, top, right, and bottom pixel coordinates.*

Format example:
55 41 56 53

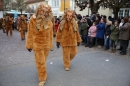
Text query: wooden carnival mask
6 16 11 21
66 10 74 21
20 15 25 20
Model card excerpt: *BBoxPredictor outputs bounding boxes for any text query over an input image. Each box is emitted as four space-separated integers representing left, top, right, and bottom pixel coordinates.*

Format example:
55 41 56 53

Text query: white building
26 0 75 17
26 0 130 18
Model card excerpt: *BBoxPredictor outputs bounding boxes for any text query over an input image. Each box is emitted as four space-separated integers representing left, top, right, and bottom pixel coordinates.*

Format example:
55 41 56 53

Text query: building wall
26 0 130 18
0 11 3 18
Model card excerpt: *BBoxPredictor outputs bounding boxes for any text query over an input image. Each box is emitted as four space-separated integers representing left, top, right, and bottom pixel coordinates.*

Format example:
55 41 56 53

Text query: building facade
26 0 75 17
26 0 130 18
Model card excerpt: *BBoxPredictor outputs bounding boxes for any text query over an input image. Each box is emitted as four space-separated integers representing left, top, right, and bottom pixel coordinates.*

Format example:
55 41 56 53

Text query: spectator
96 18 106 48
119 17 130 55
95 16 101 25
104 21 112 50
118 17 124 51
86 22 97 48
55 18 60 32
110 21 119 53
80 18 89 46
86 15 92 28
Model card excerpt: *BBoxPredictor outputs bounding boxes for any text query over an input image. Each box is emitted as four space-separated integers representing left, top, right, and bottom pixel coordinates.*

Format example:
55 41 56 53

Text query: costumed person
18 15 27 40
50 12 55 51
56 9 82 71
5 16 13 36
26 3 53 86
0 18 5 33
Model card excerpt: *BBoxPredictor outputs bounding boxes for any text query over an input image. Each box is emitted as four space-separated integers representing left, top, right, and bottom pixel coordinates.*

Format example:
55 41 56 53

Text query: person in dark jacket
95 16 100 25
104 21 112 50
80 18 89 46
119 17 130 55
110 21 119 53
96 18 106 48
85 17 92 29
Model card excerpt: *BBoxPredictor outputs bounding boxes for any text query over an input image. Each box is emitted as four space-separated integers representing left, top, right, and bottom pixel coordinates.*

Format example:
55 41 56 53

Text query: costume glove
28 49 32 52
56 42 60 48
77 42 80 46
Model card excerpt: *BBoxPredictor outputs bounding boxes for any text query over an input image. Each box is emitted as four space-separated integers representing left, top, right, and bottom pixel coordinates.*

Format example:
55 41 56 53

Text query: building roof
0 0 4 11
26 0 45 4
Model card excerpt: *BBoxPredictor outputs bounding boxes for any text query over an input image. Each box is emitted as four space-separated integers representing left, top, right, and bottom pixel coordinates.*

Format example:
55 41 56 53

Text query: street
0 30 130 86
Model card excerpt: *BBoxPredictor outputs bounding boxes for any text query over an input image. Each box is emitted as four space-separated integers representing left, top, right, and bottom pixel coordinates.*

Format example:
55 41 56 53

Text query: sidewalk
0 50 130 86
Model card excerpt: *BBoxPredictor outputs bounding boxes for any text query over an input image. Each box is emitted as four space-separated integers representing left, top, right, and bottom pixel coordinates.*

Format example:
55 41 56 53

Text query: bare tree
75 0 130 19
102 0 130 19
2 0 12 11
13 0 27 14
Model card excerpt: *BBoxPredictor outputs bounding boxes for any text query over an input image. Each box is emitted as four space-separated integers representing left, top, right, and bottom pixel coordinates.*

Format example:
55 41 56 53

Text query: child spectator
86 22 97 48
104 21 112 50
110 21 119 53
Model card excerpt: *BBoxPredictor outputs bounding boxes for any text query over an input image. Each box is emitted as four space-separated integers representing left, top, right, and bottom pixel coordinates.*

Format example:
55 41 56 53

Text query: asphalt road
0 30 130 86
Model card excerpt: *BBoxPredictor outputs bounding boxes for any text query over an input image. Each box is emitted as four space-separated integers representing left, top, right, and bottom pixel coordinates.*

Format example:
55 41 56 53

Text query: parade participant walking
56 9 81 71
0 18 5 33
5 16 13 36
26 3 53 86
18 15 27 40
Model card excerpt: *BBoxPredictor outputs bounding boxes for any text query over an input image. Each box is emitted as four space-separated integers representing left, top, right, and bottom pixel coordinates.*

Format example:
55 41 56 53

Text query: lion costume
26 4 53 86
18 15 27 40
56 10 81 71
5 16 13 36
0 18 5 33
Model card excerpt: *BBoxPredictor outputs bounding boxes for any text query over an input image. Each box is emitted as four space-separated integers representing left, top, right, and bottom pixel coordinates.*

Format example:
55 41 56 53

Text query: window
52 0 59 7
118 10 123 18
124 10 129 17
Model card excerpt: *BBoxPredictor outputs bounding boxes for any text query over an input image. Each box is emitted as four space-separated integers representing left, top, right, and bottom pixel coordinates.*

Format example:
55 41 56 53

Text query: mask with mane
33 3 52 31
20 15 26 24
60 9 77 31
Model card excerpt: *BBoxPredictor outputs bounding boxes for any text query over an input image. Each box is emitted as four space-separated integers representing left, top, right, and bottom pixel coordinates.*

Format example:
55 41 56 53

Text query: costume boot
38 81 46 86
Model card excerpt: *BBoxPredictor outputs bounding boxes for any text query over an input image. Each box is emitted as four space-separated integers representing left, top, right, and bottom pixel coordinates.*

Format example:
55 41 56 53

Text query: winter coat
26 16 53 50
110 25 119 41
56 18 82 46
119 23 130 40
77 20 82 35
105 25 111 36
88 26 97 37
80 22 89 35
96 22 106 39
